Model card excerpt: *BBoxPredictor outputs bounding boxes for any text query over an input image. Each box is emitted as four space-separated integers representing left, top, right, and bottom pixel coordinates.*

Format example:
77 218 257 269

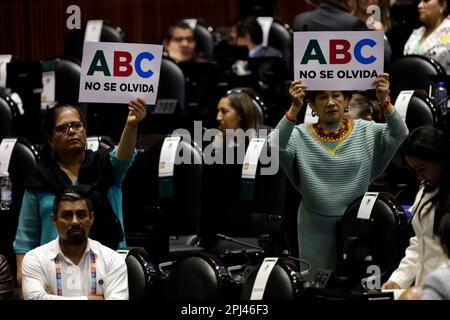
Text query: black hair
405 126 450 235
162 20 195 41
224 88 262 131
41 103 87 161
235 16 263 45
53 188 93 217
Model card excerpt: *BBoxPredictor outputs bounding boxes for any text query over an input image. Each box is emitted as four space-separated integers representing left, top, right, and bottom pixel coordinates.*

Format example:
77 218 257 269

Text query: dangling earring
344 106 349 113
312 111 317 117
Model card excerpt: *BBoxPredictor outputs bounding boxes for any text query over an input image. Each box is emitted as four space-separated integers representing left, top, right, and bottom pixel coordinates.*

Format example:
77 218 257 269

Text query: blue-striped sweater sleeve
268 116 299 184
369 108 409 180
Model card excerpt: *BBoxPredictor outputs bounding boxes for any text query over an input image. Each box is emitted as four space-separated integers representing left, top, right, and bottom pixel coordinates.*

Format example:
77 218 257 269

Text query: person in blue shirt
14 98 146 296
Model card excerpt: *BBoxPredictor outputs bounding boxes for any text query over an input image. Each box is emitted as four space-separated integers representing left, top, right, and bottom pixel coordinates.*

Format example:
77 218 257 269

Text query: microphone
216 234 264 250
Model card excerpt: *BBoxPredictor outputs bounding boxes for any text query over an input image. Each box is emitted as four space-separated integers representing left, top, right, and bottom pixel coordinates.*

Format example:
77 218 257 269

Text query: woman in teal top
268 73 409 276
14 98 146 291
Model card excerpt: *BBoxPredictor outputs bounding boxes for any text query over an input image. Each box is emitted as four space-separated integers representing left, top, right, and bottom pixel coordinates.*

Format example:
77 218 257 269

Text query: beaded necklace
54 251 97 296
309 119 352 143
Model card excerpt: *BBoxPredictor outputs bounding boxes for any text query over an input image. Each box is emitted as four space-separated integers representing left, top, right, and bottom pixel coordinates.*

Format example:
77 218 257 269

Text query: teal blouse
13 148 136 253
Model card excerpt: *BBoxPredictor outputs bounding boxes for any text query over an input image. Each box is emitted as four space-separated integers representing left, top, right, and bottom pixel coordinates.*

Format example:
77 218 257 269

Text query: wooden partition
0 0 313 61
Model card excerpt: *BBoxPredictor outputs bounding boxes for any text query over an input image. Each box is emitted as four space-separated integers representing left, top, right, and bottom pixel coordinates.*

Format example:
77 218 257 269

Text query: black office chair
387 55 446 102
335 192 410 288
183 19 214 61
163 252 237 300
240 257 304 300
64 21 126 63
0 92 20 140
374 90 441 203
122 137 203 262
0 138 39 277
267 19 292 70
40 58 81 108
139 58 187 135
201 142 290 257
125 247 162 300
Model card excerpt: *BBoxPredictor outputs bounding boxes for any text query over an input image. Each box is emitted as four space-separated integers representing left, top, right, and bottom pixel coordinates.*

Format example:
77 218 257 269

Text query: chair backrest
64 22 126 62
0 138 39 276
388 55 446 102
336 192 410 286
183 19 214 60
0 93 15 140
54 58 81 106
267 20 292 67
157 58 186 112
125 247 161 300
163 252 235 300
404 91 441 130
122 138 203 239
240 257 303 300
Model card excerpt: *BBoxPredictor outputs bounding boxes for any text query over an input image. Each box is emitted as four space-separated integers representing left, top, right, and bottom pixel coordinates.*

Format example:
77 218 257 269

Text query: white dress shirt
22 237 128 300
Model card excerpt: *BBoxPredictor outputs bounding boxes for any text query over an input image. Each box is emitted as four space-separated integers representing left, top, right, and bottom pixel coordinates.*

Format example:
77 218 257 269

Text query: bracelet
378 96 391 112
285 112 297 123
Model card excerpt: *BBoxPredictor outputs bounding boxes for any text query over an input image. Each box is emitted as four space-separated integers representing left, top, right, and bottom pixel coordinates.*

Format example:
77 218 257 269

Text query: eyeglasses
54 121 84 135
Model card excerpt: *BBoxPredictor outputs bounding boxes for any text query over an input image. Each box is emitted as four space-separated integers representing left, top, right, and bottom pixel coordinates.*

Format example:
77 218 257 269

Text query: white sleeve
388 236 420 289
22 251 87 300
102 253 129 300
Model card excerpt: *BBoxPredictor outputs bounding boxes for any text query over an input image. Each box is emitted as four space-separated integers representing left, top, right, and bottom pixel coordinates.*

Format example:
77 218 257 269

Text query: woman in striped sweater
268 73 409 276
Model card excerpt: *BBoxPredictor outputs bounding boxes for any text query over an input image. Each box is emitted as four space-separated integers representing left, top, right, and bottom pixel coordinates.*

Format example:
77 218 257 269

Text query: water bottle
0 172 12 211
434 82 448 116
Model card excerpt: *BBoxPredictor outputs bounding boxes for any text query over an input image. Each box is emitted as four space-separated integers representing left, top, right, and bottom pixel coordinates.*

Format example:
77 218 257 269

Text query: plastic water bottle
0 172 12 211
434 82 448 115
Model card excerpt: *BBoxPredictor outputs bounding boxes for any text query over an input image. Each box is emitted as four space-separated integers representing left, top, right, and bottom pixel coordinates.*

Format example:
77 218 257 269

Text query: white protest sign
293 31 384 90
257 17 273 47
0 138 17 174
79 42 163 104
84 20 103 43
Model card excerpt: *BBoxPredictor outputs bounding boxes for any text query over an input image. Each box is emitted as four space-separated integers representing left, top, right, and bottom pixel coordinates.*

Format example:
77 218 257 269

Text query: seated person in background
162 20 207 62
404 0 450 73
201 89 263 246
382 126 450 290
14 98 146 295
22 190 128 300
346 92 380 121
421 213 450 300
235 16 282 58
213 88 262 149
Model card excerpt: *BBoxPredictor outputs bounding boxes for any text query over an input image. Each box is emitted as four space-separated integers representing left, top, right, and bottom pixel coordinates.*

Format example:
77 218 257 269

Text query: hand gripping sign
79 42 163 104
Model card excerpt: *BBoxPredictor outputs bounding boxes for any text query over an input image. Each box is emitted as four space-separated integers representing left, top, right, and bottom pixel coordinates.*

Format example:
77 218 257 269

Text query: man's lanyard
54 251 97 296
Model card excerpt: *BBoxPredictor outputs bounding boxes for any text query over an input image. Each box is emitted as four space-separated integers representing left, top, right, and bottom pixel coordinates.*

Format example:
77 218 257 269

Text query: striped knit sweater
268 109 409 274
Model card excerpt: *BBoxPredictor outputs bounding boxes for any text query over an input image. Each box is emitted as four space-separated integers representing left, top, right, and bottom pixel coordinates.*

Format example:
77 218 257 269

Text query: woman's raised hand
289 80 307 109
127 98 147 127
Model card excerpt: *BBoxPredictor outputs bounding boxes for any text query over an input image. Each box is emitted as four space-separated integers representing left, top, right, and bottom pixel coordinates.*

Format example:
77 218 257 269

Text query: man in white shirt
21 190 128 300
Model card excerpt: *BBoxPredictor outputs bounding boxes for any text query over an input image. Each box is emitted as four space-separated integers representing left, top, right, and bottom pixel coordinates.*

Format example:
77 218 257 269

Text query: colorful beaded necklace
54 251 97 296
309 119 352 143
